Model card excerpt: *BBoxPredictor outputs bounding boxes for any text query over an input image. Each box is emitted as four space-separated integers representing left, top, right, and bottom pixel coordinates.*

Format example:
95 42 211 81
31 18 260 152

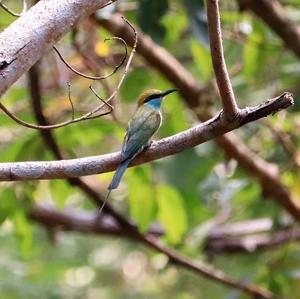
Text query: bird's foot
144 140 153 150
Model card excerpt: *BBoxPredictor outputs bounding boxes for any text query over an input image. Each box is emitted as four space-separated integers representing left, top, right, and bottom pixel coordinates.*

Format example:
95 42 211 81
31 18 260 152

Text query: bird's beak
160 89 178 98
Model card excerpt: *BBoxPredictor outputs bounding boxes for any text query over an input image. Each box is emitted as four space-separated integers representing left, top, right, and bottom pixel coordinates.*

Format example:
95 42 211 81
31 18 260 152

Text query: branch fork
206 0 240 121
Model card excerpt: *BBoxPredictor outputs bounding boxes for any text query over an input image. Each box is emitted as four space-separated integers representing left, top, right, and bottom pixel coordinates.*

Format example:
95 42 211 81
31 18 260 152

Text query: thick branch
29 205 163 238
0 0 116 96
28 204 277 299
238 0 300 58
32 205 298 255
29 205 127 237
206 0 238 120
0 92 293 181
32 205 300 255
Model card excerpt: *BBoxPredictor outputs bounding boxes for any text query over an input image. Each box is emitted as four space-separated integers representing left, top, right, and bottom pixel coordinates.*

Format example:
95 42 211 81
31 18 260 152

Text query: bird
99 88 177 214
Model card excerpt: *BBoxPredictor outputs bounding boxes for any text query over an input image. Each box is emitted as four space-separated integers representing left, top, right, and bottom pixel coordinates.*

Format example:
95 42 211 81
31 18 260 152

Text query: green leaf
156 185 187 244
161 11 188 47
190 39 212 80
161 94 189 136
183 0 209 47
13 210 33 258
121 68 152 103
243 21 267 78
128 166 156 231
0 131 38 162
137 0 169 43
0 188 17 224
50 180 71 208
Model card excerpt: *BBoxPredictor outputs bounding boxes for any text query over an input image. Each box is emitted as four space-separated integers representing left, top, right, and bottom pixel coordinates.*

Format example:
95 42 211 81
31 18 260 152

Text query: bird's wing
121 109 161 160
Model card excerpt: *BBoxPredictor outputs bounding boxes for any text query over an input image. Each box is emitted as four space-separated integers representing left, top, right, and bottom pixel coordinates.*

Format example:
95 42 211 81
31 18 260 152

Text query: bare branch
0 92 293 182
238 0 300 58
0 17 137 130
29 205 128 236
97 13 300 221
0 0 117 96
27 63 277 299
67 81 75 120
52 36 127 80
28 204 277 299
144 235 277 299
28 62 131 221
29 205 163 238
31 203 299 256
0 0 27 17
206 0 239 120
205 227 300 254
70 24 121 123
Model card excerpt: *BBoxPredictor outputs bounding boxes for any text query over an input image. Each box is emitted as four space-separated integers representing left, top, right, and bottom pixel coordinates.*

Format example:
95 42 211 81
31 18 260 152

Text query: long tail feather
108 158 132 191
98 189 111 215
98 158 131 215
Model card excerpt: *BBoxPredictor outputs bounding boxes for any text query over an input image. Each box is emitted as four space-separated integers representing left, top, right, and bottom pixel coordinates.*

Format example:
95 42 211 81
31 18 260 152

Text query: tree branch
97 13 300 221
26 64 277 299
0 92 293 181
238 0 300 58
205 228 300 254
29 205 129 237
32 203 299 256
29 205 164 238
0 0 27 17
28 204 277 299
0 19 137 130
206 0 239 120
30 202 299 259
0 0 116 96
27 63 142 233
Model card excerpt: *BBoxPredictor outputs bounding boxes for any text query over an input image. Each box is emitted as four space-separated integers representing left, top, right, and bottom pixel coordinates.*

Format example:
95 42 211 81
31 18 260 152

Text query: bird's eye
144 94 160 103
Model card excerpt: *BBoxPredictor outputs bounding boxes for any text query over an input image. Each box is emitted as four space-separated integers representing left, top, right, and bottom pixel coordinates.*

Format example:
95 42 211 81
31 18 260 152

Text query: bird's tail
98 158 131 215
108 158 132 191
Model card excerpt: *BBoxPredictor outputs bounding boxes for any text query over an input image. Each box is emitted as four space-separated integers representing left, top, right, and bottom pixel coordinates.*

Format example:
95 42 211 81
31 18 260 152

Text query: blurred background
1 0 300 298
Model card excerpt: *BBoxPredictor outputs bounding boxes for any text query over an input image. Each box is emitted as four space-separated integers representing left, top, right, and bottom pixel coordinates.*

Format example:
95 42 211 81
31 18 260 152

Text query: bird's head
137 88 177 109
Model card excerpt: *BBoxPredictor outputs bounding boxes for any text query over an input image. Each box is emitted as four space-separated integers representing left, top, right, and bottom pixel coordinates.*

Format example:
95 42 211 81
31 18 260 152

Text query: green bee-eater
99 88 177 213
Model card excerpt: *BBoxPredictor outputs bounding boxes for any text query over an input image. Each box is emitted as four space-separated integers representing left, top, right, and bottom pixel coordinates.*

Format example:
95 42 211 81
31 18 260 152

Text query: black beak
160 89 178 98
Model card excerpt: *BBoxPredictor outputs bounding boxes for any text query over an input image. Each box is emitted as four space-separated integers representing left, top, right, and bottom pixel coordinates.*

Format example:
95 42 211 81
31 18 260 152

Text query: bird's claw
144 140 153 150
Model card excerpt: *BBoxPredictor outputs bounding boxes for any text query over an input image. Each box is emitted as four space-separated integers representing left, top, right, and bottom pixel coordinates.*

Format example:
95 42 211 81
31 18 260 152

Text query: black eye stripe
143 93 161 103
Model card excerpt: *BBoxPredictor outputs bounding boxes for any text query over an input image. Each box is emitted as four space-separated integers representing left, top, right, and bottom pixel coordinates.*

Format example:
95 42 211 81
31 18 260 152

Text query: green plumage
121 104 162 159
99 88 176 215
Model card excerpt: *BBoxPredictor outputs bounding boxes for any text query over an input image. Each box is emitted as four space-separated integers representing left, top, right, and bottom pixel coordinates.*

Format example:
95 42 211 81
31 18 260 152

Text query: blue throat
146 97 162 109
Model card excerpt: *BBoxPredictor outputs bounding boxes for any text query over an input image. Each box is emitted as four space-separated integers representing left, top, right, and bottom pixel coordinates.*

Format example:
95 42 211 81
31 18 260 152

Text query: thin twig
67 81 75 120
0 0 119 97
87 85 113 117
52 36 127 80
143 235 277 299
0 0 27 17
71 25 121 123
28 62 133 222
0 17 137 130
206 0 239 121
205 227 300 254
